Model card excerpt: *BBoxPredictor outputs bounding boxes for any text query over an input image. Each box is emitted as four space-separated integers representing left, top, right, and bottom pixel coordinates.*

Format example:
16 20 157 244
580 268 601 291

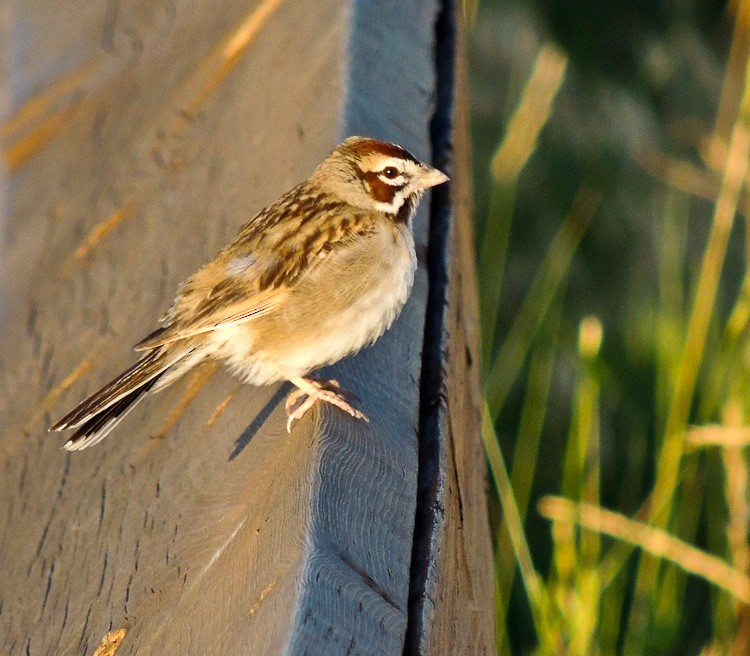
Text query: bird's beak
418 165 450 189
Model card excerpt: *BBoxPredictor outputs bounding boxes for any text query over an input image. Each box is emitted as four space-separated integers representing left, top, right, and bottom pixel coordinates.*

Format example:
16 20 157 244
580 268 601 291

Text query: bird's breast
217 222 417 384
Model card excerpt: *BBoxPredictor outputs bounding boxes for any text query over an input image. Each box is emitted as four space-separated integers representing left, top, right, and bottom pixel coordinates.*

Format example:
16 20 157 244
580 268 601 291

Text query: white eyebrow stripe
378 173 407 186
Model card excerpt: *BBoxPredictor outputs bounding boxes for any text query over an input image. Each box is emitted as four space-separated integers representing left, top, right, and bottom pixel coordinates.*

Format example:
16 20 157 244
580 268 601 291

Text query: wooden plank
0 1 489 655
0 0 500 656
284 1 446 652
1 3 356 652
405 6 497 654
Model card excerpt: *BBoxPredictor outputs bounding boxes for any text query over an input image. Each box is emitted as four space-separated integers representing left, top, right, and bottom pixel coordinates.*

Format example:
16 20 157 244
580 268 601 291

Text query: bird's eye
381 166 400 179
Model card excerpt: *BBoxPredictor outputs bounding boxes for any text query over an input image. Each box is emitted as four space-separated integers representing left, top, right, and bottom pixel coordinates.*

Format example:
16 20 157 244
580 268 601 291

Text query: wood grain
405 7 496 654
0 1 492 654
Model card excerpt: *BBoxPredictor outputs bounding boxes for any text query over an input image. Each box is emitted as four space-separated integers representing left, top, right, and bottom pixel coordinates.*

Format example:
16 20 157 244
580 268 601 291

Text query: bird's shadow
229 383 290 461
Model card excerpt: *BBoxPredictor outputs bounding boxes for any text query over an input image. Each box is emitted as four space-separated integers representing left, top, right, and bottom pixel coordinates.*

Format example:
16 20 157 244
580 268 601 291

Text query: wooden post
0 1 494 654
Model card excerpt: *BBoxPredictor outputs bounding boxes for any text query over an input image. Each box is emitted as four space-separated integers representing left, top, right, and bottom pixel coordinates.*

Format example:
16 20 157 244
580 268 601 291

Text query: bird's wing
135 201 376 351
134 266 289 350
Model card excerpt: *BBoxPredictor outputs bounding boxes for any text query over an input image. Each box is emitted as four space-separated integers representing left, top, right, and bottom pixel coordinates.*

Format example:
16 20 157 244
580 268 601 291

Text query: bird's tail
50 347 196 451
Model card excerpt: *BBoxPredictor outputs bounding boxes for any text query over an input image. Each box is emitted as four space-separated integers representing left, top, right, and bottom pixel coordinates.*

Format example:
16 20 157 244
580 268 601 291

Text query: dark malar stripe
395 194 417 225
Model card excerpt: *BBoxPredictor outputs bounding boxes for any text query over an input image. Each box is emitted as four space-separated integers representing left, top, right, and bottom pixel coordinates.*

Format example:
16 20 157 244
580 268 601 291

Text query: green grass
471 3 750 653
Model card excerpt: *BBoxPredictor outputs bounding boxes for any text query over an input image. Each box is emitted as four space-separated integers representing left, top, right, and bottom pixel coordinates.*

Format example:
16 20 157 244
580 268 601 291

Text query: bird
50 136 449 451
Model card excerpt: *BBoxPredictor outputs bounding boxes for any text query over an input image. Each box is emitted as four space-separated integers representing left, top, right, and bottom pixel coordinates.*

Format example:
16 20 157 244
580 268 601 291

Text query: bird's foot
285 377 369 432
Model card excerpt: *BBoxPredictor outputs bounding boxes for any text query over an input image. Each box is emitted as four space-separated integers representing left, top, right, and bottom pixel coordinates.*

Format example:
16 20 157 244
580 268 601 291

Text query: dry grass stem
686 424 750 447
649 50 750 528
491 44 567 182
539 496 750 604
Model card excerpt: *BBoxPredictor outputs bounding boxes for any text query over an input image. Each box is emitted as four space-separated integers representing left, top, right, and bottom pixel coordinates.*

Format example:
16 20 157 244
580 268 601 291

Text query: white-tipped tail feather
61 379 159 451
51 348 198 451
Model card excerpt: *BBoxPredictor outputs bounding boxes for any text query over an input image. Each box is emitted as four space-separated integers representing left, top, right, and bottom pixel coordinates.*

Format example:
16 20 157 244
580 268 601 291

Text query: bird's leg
285 376 369 432
284 386 308 415
284 378 358 413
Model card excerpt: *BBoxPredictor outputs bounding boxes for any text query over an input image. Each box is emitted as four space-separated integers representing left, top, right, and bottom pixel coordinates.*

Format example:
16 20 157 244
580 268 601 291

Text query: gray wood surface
405 14 496 652
0 1 493 654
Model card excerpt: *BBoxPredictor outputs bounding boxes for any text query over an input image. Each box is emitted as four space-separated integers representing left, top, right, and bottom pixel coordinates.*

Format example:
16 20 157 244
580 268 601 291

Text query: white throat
371 190 406 215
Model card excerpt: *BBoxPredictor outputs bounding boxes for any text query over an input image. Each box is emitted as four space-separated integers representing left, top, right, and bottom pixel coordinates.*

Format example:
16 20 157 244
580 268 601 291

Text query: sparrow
51 136 449 450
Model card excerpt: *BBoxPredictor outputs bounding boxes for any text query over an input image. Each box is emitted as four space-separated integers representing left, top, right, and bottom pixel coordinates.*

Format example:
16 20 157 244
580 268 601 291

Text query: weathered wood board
404 9 496 654
0 1 493 654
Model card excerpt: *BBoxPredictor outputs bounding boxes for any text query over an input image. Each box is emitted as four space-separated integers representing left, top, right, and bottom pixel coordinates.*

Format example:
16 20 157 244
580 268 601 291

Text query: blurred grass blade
715 3 750 139
485 187 601 418
624 41 750 651
719 402 750 572
571 317 603 655
461 0 481 26
478 182 516 367
489 44 567 183
549 317 605 655
649 31 750 531
699 269 750 420
511 306 562 516
718 401 750 651
495 303 562 634
539 497 750 604
654 190 689 429
478 44 568 359
686 423 750 447
482 401 557 654
561 317 604 502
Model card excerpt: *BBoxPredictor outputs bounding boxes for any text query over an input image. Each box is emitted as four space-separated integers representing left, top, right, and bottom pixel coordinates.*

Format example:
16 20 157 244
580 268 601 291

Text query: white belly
212 223 417 385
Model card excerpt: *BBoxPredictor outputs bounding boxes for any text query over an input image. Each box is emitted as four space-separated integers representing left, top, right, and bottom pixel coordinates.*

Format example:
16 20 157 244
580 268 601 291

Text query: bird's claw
285 378 369 432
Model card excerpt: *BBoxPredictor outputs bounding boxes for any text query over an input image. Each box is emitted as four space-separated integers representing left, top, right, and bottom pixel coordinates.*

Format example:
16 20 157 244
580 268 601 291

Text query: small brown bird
51 136 448 450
